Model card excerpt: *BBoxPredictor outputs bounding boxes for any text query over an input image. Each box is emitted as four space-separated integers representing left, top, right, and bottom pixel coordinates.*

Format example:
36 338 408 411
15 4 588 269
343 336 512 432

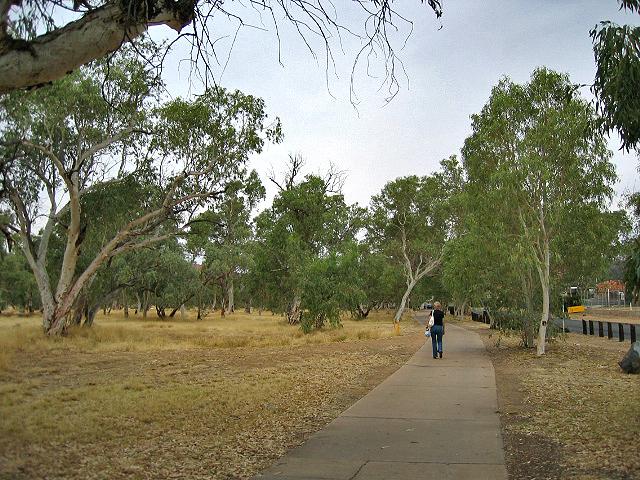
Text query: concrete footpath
252 318 507 480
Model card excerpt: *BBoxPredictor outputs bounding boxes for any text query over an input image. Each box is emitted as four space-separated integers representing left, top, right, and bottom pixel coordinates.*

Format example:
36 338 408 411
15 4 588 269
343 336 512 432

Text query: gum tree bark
0 0 194 93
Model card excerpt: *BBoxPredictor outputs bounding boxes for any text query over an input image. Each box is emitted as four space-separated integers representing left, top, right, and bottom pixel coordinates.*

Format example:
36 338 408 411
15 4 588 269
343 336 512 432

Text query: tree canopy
591 0 640 151
250 158 362 331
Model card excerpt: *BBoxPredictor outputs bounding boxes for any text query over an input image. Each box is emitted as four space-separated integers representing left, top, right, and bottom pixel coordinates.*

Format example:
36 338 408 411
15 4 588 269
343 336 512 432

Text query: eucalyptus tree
0 52 282 335
368 157 461 326
45 174 156 326
462 68 618 355
442 150 546 341
344 241 402 319
442 205 542 344
186 171 265 314
591 0 640 152
251 159 361 330
0 0 443 94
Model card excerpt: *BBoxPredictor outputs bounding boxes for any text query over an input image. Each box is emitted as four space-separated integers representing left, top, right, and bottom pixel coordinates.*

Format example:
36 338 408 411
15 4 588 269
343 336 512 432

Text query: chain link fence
582 290 626 308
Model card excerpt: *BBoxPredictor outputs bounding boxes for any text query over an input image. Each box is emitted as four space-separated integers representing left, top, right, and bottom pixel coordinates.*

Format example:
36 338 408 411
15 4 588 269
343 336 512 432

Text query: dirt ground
463 320 640 480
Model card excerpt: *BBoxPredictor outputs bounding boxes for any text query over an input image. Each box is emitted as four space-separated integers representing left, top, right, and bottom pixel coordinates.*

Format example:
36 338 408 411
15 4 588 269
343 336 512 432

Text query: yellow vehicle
567 305 586 314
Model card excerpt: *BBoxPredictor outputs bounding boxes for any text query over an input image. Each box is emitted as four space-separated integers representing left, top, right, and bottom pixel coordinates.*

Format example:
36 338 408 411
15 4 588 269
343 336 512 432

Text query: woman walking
431 302 445 359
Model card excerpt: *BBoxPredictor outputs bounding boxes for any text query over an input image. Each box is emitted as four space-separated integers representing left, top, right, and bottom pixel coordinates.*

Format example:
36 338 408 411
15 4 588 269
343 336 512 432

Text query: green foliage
591 2 640 151
0 249 40 312
624 239 640 303
155 87 282 178
441 227 514 309
299 253 349 333
250 165 362 331
624 193 640 303
348 243 403 318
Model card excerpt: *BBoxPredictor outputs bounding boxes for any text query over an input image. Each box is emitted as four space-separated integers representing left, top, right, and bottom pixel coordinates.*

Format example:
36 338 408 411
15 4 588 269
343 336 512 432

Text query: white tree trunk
459 301 467 321
55 173 81 304
227 278 234 313
536 237 551 356
394 279 417 324
30 260 56 331
537 282 550 355
142 291 150 320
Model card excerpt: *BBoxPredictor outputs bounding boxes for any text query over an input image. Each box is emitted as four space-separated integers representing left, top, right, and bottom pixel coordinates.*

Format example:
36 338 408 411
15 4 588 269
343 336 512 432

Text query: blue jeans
430 325 443 357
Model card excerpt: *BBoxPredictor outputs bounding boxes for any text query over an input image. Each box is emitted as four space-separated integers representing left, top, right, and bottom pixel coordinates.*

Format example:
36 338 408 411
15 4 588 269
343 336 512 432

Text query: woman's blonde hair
434 301 442 309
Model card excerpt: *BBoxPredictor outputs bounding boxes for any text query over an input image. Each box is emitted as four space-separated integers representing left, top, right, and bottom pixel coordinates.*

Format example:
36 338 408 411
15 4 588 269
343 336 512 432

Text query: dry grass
0 309 422 479
0 309 401 361
465 320 640 480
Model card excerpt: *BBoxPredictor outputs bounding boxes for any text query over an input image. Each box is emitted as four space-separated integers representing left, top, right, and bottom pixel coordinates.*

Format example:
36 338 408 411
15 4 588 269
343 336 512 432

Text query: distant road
569 307 640 326
416 309 637 342
554 318 634 340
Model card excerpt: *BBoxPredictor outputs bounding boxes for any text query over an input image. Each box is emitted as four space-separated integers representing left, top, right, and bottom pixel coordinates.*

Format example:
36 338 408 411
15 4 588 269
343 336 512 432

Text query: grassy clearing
0 309 422 479
465 320 640 480
0 309 401 361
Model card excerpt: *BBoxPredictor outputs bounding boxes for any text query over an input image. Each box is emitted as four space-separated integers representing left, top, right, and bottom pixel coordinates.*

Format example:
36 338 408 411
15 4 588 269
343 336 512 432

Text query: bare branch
324 161 346 193
20 140 71 189
415 251 442 281
1 0 443 98
76 125 138 169
269 153 305 191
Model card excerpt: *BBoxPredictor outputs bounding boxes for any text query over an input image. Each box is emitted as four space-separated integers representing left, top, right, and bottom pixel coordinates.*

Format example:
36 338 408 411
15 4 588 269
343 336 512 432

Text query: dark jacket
433 309 445 326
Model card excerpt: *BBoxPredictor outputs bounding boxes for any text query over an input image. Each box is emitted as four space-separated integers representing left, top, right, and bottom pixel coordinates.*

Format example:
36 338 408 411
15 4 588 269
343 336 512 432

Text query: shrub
491 309 540 348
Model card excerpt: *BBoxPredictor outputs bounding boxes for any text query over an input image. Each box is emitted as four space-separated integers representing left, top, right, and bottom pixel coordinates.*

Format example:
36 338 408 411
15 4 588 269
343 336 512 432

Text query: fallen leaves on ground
466 321 640 480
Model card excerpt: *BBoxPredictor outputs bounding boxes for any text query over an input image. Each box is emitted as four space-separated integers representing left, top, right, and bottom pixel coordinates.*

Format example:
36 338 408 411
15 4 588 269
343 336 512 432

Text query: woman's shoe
433 355 438 359
439 351 442 358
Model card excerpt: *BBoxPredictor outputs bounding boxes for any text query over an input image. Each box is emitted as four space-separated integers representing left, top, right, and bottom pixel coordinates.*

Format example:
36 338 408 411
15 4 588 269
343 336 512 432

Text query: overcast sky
157 0 638 210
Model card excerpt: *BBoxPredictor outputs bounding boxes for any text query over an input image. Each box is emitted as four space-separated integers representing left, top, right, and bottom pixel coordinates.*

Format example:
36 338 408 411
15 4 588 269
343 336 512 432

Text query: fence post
631 324 637 344
619 323 625 342
607 322 612 339
589 320 594 335
582 320 587 335
598 322 604 337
